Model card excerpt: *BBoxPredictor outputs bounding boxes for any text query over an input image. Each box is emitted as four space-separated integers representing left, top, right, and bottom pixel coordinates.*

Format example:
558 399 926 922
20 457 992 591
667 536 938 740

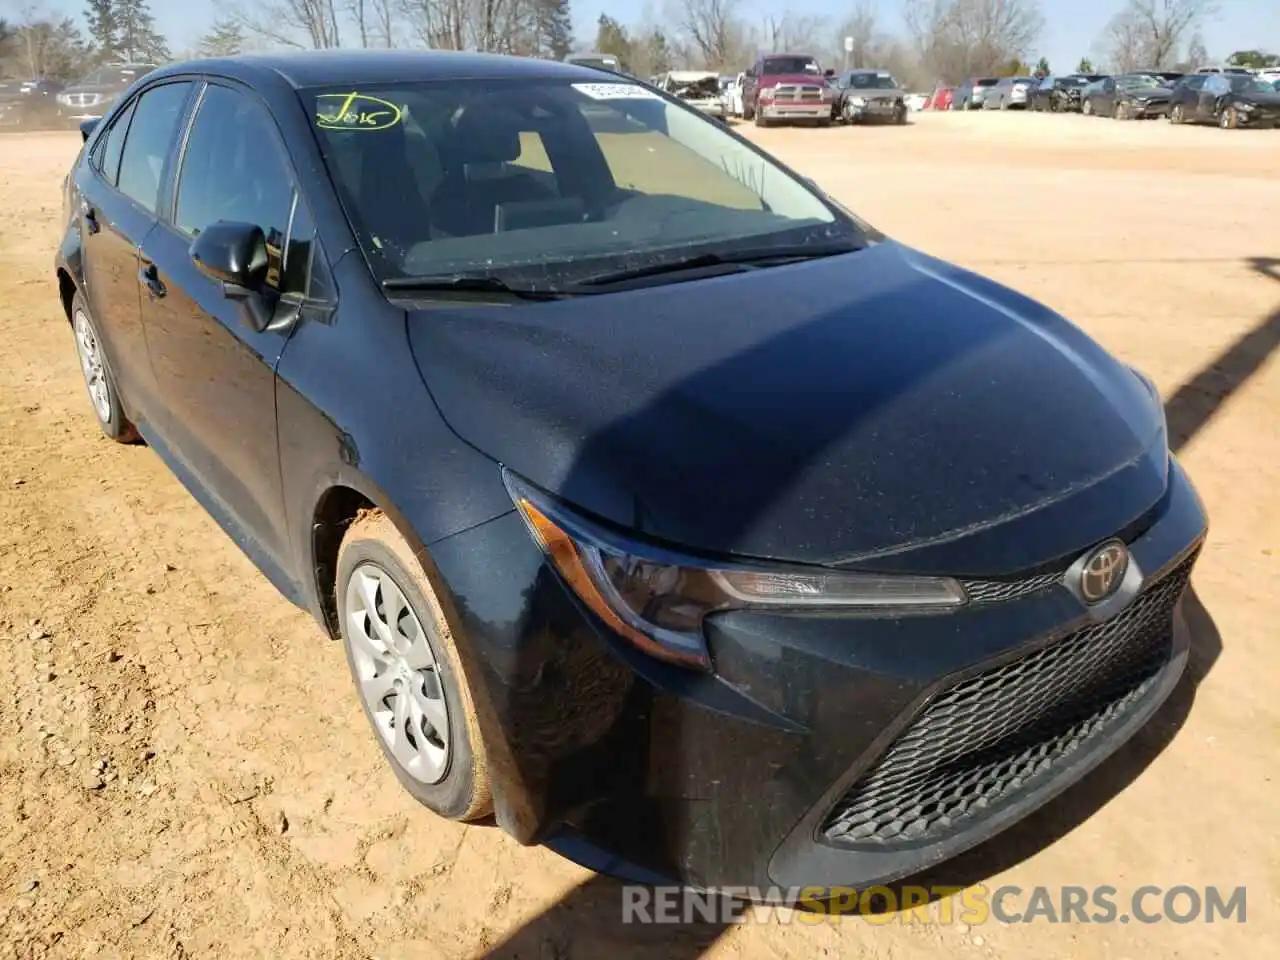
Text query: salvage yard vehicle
1029 75 1091 112
658 70 726 120
1083 73 1173 118
55 50 1208 893
832 69 908 124
923 84 954 110
983 75 1037 110
0 78 65 128
1169 72 1280 128
742 53 834 126
952 76 998 109
55 62 157 127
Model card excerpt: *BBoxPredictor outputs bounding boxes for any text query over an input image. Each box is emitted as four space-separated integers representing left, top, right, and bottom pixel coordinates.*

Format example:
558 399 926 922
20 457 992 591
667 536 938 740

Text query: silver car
984 76 1038 110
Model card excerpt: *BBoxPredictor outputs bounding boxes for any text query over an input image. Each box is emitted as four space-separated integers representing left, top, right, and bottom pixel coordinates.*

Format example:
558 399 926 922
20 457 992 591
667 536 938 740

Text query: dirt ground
0 111 1276 959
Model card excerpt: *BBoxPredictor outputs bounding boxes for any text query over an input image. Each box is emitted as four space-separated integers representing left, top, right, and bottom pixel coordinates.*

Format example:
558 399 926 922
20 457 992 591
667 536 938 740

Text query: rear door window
115 81 193 213
91 99 137 186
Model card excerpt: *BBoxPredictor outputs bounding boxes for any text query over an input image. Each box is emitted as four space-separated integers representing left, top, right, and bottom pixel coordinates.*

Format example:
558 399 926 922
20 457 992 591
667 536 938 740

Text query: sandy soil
0 111 1276 959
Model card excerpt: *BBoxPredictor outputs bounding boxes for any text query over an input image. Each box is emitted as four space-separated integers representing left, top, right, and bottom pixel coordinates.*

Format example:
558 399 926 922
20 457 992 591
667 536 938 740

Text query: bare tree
761 12 827 56
400 0 466 49
904 0 1043 83
675 0 745 70
1100 0 1216 70
371 0 397 46
346 0 369 47
229 0 342 49
837 1 878 69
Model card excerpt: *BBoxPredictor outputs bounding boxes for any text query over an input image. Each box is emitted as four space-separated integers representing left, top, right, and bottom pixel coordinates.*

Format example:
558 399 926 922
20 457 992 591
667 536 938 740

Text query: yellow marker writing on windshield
316 92 402 131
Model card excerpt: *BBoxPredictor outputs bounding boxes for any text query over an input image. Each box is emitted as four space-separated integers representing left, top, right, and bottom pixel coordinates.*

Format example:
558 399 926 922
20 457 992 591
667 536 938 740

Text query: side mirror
190 221 277 332
79 118 100 142
823 68 835 78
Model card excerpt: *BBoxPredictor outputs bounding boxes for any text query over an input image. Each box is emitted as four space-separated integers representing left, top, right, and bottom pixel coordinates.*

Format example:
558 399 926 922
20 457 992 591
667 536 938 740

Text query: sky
24 0 1280 73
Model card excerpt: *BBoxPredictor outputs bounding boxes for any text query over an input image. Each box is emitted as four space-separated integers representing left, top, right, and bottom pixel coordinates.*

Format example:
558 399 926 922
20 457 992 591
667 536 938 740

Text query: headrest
449 105 522 165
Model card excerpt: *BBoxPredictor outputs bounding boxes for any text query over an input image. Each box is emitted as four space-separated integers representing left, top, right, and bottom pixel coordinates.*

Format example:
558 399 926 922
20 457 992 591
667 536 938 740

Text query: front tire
1219 106 1238 129
71 293 139 444
1169 104 1184 124
336 511 492 821
1083 99 1094 116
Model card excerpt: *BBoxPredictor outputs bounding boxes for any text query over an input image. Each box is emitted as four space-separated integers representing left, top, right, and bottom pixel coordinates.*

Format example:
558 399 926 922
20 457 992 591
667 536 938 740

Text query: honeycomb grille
961 570 1065 604
821 552 1197 847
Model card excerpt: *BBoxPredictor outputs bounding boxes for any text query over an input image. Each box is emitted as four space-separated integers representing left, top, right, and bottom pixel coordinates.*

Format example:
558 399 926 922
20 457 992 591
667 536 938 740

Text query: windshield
1229 76 1275 94
848 73 899 90
75 66 150 87
306 79 856 286
1118 75 1162 90
762 57 820 76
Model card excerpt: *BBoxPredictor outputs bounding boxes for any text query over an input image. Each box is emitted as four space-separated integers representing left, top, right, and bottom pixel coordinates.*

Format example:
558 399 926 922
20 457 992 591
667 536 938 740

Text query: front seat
429 106 558 238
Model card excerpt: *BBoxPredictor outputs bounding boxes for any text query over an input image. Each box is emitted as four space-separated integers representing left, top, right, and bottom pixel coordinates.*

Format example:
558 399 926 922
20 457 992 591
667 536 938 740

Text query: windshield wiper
382 274 569 301
571 242 863 289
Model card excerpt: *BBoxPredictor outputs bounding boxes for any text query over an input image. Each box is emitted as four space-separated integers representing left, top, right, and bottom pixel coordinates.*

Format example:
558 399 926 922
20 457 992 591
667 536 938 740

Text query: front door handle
139 261 166 300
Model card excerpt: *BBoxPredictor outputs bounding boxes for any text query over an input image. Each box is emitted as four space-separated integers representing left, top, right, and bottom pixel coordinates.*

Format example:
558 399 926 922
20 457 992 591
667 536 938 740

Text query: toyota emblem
1077 540 1130 603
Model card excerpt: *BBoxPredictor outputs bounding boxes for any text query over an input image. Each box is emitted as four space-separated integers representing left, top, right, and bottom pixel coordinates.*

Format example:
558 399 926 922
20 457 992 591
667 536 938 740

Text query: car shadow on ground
478 258 1280 954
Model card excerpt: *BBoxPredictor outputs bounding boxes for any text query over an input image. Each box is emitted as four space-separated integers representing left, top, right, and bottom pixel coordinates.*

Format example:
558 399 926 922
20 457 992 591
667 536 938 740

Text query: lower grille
822 550 1197 847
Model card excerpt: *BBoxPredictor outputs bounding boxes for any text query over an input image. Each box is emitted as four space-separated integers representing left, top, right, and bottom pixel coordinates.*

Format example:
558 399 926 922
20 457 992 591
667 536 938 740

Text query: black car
1082 73 1174 118
1169 72 1280 128
56 63 158 126
1028 75 1092 112
54 51 1207 892
0 79 65 128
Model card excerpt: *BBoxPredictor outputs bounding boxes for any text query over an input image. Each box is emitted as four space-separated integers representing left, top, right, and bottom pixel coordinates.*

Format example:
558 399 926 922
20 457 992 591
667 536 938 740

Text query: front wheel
1082 99 1093 116
336 511 492 821
1115 102 1129 120
1169 104 1184 124
754 110 769 127
71 293 139 444
1219 106 1238 129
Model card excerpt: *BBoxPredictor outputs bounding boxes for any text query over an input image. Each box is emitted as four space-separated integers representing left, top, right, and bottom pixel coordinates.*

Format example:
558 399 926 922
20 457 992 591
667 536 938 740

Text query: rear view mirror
190 221 277 332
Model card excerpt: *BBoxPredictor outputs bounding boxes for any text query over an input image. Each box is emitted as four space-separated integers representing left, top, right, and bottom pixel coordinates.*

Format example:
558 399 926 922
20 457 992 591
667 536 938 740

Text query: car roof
149 49 604 89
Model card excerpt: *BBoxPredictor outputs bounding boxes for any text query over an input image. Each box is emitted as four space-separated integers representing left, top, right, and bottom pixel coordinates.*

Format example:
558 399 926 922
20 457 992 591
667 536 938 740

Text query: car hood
407 242 1169 575
759 73 827 88
1236 91 1280 106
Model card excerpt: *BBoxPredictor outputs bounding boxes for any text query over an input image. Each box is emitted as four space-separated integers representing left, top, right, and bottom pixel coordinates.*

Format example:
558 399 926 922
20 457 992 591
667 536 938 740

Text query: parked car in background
924 85 955 110
0 78 65 128
831 68 907 124
743 53 835 126
983 76 1037 109
1082 73 1173 118
54 49 1208 895
1195 65 1254 76
953 77 998 109
564 52 624 74
55 63 157 126
1169 72 1280 128
1138 70 1185 85
657 71 726 120
1029 75 1091 112
904 92 929 111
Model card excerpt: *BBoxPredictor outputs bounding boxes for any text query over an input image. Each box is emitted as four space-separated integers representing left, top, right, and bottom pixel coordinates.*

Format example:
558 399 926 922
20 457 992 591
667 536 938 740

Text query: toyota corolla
54 51 1206 891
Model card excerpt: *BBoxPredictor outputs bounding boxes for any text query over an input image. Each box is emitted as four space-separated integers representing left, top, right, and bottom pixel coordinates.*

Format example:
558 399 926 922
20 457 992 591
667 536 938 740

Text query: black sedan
0 79 65 128
1169 72 1280 128
1028 75 1092 112
1082 73 1174 118
54 51 1207 892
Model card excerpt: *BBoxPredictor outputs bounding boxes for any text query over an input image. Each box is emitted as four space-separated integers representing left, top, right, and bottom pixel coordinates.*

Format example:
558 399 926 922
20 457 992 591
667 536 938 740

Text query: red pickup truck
742 53 836 127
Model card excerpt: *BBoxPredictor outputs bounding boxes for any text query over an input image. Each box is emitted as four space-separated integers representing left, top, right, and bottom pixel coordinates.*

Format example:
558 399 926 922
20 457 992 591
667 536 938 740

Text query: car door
137 80 310 573
76 81 194 425
1176 76 1204 118
1198 74 1226 119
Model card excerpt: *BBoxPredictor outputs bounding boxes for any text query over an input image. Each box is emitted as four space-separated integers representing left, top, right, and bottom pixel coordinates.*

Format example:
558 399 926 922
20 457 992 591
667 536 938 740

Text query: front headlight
850 96 866 106
506 472 966 670
1236 101 1254 111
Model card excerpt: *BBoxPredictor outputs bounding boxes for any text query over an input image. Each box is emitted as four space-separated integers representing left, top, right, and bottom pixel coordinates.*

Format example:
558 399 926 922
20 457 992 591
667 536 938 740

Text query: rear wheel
71 293 139 444
336 511 492 821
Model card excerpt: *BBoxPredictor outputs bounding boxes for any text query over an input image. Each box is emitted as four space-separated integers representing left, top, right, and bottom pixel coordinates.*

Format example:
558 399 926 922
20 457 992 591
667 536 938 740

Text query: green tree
83 0 118 62
534 0 573 61
1227 50 1278 69
594 13 631 70
646 29 673 75
115 0 169 62
1076 56 1094 73
1034 56 1050 76
197 17 245 59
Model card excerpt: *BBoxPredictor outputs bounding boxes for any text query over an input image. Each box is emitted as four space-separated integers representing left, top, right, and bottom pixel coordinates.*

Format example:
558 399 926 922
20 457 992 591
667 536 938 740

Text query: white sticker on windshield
572 82 661 100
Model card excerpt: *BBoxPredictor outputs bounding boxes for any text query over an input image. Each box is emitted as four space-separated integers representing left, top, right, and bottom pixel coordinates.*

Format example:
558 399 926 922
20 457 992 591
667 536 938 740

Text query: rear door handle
139 260 166 299
81 200 100 234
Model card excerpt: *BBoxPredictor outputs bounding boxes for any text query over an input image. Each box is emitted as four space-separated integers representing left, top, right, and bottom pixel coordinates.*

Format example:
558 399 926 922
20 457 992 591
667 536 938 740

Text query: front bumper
431 457 1207 890
1122 99 1171 118
760 102 832 121
1237 106 1280 126
845 98 903 120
